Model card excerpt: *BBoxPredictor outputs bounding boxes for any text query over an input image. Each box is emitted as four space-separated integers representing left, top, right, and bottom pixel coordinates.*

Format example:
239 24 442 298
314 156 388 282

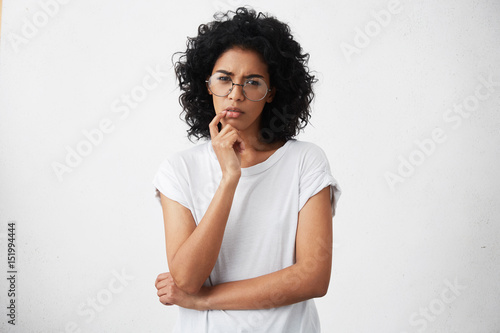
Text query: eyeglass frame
205 74 272 102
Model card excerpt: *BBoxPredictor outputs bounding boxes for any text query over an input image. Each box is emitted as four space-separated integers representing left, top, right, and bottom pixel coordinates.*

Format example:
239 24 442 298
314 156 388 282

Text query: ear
206 79 212 95
266 87 276 103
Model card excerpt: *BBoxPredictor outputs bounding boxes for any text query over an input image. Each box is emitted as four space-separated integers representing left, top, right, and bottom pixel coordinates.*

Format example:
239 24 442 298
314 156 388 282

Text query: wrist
195 286 212 311
220 173 240 187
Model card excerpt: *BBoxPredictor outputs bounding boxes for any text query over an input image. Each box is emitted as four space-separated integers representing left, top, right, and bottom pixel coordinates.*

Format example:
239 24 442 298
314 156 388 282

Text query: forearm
197 262 330 310
169 176 238 294
158 188 334 311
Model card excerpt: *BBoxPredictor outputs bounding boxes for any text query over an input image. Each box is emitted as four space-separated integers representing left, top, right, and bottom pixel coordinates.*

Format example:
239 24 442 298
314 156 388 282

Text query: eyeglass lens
208 73 269 101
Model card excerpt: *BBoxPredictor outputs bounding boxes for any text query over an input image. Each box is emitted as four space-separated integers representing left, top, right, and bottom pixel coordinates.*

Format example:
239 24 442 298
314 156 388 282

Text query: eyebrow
215 69 264 79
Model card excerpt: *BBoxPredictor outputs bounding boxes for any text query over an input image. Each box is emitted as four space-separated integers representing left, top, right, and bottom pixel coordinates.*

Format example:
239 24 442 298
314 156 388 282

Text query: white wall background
0 0 499 332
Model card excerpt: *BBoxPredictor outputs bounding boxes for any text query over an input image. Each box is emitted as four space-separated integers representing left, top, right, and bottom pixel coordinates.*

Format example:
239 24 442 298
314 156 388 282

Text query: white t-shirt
153 139 341 333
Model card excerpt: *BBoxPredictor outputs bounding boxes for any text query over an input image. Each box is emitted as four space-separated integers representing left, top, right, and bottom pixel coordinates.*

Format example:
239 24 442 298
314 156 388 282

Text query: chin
222 118 242 127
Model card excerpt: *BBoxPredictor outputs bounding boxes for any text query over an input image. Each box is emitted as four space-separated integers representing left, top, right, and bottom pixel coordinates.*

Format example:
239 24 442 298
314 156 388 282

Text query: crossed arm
155 186 333 311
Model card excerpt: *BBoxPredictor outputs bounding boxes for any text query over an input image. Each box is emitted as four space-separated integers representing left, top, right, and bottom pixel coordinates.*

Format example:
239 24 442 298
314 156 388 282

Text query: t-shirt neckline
208 139 294 177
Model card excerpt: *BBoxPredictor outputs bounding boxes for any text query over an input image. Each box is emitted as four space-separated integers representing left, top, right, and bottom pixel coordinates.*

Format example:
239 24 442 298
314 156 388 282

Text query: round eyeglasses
206 73 272 102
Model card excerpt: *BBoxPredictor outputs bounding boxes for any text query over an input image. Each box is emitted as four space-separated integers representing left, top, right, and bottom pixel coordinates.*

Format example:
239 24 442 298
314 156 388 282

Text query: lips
224 107 243 118
224 106 242 112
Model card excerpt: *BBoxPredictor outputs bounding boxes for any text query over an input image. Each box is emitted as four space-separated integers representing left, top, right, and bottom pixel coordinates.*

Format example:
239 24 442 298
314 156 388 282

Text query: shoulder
164 141 211 164
286 139 329 160
157 141 211 174
285 140 332 175
287 139 324 151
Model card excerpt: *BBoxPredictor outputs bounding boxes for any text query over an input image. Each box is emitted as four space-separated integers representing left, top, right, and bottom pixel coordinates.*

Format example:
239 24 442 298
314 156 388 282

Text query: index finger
209 111 226 139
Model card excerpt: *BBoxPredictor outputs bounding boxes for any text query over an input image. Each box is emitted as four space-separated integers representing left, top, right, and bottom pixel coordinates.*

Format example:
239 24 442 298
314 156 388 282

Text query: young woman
153 7 341 332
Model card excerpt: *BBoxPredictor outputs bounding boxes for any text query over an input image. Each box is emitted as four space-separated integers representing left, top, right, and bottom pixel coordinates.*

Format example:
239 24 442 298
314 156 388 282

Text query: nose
228 83 245 101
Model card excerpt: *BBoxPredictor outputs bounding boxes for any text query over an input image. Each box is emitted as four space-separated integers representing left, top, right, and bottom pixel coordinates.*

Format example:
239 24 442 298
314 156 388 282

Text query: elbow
313 284 329 298
176 280 202 295
169 258 204 295
170 271 203 295
310 277 330 298
295 262 331 298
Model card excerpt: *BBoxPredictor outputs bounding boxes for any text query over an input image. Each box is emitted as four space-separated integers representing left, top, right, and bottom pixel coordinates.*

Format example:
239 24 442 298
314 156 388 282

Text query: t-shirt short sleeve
152 157 192 211
298 144 341 216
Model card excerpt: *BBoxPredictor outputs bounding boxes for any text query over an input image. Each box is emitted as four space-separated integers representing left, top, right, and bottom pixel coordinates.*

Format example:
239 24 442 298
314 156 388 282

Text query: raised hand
209 111 245 180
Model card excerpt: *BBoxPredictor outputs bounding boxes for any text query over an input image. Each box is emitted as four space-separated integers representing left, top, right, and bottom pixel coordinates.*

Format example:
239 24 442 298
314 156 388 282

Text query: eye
246 79 261 86
217 75 232 82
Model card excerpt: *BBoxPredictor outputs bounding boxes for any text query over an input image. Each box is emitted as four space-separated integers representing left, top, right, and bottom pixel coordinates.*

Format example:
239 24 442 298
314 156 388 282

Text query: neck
238 130 284 152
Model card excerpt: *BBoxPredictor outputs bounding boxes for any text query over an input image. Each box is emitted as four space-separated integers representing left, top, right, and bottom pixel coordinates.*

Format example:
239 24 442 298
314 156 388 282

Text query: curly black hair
174 7 316 143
